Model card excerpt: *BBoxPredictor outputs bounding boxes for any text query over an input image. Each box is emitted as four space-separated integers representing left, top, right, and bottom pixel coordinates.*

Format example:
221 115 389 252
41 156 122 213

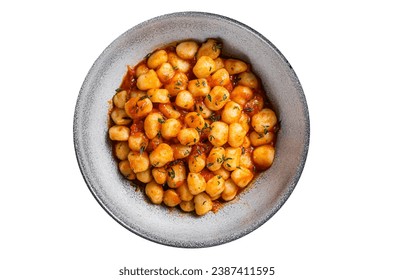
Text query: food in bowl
108 38 279 216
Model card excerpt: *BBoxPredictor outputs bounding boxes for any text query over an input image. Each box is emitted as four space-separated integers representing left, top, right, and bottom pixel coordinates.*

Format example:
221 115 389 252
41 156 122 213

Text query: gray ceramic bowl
74 12 309 248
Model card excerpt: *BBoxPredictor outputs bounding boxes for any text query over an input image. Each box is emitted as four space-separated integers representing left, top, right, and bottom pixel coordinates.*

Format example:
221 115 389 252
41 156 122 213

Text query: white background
1 1 393 279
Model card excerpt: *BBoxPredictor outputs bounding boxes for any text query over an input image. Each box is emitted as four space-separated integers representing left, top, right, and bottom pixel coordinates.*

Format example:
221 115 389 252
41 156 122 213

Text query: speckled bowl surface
73 11 309 248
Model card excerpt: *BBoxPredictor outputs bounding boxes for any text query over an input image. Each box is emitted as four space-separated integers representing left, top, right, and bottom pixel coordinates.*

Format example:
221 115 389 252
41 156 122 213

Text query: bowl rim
73 11 310 248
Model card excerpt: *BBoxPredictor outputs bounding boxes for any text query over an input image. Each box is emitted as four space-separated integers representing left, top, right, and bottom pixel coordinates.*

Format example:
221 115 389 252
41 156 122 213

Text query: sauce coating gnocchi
109 39 279 216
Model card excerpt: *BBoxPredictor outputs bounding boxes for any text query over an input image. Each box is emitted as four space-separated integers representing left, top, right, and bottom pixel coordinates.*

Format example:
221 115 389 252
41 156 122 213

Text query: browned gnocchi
109 39 279 216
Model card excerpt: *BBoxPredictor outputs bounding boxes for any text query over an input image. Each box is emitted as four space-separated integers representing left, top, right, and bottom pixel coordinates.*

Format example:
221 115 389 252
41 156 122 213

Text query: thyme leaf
167 168 175 179
233 76 241 85
212 42 223 52
209 114 220 122
139 95 149 101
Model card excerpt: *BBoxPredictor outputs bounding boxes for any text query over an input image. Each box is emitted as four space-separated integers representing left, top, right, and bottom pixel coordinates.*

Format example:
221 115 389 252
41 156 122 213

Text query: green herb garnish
167 168 175 179
212 42 223 52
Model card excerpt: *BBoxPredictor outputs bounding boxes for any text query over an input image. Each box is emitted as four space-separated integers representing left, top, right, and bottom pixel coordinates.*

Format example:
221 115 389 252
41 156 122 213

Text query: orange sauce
109 40 279 214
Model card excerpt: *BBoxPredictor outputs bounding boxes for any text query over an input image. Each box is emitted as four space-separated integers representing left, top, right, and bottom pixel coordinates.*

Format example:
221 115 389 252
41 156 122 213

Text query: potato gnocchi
109 39 279 216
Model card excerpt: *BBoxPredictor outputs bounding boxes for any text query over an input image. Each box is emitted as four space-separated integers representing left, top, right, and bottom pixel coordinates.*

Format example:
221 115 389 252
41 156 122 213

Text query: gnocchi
147 50 168 69
109 39 279 216
176 41 199 60
147 88 170 103
145 181 164 204
136 69 162 90
163 189 181 207
114 141 130 160
156 62 175 83
166 163 186 189
193 56 216 78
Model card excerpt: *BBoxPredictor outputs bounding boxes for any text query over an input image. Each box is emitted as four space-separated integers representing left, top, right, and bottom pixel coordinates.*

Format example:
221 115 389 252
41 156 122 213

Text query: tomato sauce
109 39 279 215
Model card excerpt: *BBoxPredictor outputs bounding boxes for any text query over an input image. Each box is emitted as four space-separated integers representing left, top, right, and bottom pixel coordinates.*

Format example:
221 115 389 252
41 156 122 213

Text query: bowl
73 11 310 248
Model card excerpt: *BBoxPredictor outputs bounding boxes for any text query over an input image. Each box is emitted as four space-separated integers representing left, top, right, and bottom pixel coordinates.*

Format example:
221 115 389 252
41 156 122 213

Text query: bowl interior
74 12 309 248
